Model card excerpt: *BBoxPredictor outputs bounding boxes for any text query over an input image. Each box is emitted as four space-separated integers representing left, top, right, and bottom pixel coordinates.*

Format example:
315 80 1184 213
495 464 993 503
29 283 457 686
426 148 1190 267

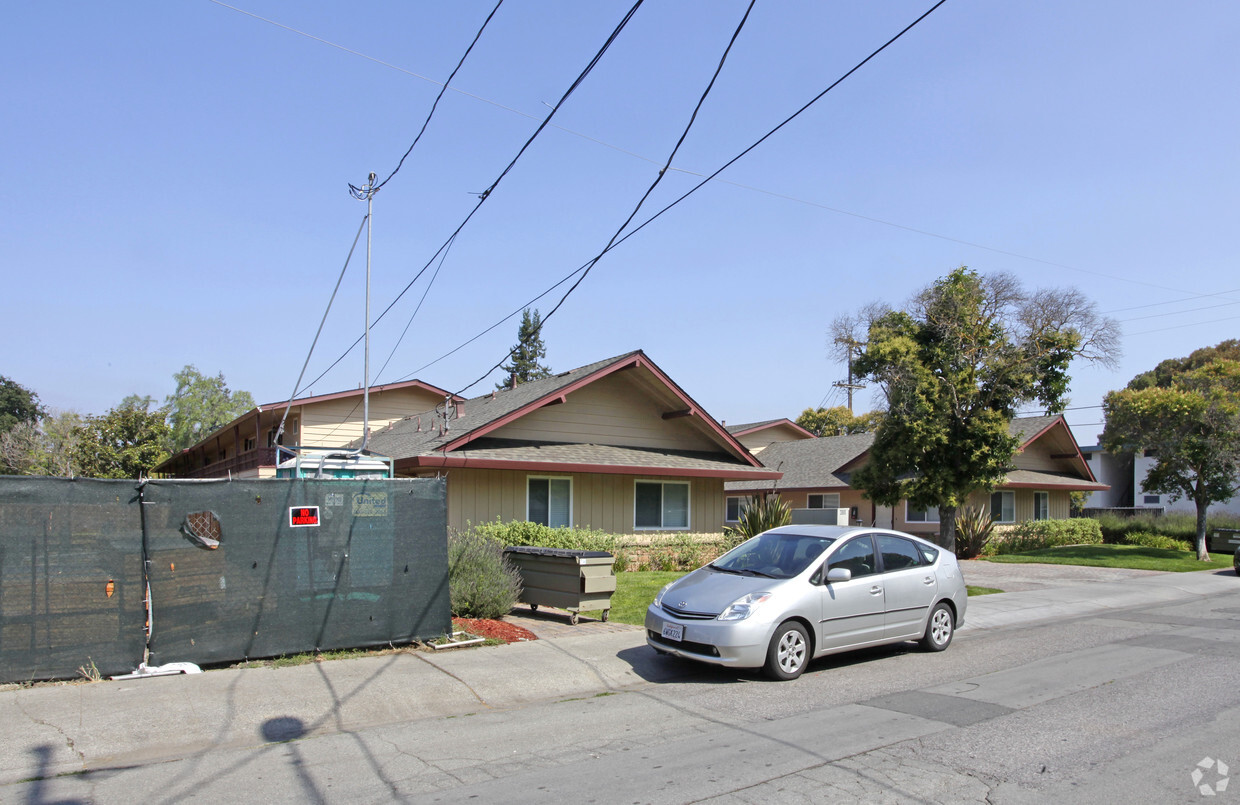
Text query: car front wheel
919 602 954 652
764 621 810 681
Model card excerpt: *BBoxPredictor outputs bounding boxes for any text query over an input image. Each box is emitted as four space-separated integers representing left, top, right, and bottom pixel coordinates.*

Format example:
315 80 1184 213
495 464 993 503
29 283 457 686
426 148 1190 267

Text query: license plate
661 622 683 642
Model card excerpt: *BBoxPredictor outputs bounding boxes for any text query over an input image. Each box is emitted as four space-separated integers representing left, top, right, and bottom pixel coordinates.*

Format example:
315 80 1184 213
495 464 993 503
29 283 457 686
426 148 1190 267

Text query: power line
299 1 645 395
1127 313 1240 337
429 0 953 399
214 0 1240 310
450 0 760 397
1105 288 1240 315
273 215 369 445
353 0 504 197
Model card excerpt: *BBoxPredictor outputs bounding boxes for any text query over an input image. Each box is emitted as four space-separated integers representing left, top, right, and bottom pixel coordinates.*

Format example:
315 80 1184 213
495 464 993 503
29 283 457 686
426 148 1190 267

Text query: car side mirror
826 567 852 583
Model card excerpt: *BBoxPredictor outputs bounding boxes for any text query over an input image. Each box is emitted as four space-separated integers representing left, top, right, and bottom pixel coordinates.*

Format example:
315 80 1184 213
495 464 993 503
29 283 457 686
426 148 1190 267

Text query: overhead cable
300 0 645 394
273 214 369 447
350 0 504 198
453 0 950 397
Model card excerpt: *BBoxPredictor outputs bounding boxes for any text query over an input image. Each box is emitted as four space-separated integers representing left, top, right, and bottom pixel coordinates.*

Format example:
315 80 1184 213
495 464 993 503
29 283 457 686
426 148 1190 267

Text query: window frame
1033 491 1049 521
725 495 743 523
807 493 841 510
527 476 573 528
905 502 940 523
991 491 1015 524
634 480 691 531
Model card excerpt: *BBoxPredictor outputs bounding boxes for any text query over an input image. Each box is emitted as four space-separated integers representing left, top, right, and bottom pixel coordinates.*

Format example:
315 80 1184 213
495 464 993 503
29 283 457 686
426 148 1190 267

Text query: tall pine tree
497 309 552 390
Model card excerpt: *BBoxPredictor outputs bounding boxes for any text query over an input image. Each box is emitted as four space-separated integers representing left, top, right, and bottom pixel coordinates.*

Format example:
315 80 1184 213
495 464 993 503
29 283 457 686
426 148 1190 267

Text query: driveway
959 558 1163 592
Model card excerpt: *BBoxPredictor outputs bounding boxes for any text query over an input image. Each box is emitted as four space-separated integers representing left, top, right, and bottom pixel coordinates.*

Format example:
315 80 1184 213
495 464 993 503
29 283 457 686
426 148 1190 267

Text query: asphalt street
2 564 1238 804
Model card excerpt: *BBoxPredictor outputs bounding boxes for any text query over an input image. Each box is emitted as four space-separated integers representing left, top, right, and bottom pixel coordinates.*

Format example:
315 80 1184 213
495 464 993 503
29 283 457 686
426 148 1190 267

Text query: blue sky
4 1 1237 446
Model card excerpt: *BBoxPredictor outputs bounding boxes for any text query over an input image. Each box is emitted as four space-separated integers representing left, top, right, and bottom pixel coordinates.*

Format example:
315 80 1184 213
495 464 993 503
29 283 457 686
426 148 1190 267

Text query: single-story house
154 379 458 479
363 351 782 534
725 415 1107 538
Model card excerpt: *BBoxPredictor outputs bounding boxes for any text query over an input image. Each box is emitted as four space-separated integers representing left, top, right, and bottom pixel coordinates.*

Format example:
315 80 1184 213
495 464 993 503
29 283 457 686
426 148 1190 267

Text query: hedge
986 518 1104 555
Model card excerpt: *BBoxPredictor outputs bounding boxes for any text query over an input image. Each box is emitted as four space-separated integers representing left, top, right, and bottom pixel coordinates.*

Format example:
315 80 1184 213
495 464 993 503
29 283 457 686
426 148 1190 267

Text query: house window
1033 492 1049 521
1144 495 1161 505
725 496 743 522
635 481 689 530
991 491 1015 523
528 477 572 528
905 504 939 523
807 493 841 509
243 436 256 452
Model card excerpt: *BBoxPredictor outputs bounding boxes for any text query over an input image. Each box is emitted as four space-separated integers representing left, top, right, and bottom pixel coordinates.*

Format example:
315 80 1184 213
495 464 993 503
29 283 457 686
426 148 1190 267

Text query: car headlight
718 592 772 621
653 582 674 609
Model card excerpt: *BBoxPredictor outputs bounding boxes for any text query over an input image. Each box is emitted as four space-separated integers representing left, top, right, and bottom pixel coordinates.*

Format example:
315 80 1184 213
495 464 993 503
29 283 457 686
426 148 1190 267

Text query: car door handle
923 576 935 585
870 586 883 595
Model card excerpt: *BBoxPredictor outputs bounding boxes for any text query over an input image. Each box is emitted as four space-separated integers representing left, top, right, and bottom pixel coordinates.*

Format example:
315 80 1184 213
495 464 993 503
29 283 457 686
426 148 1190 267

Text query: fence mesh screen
0 477 147 681
143 478 449 666
0 476 449 681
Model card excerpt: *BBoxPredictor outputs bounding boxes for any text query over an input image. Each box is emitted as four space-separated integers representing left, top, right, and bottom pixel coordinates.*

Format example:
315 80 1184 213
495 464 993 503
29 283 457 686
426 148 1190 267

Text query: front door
876 534 937 639
818 535 885 650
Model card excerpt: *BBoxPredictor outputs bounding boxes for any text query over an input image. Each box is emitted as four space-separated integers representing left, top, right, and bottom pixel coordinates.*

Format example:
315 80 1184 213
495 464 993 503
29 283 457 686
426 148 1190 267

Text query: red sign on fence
289 506 320 527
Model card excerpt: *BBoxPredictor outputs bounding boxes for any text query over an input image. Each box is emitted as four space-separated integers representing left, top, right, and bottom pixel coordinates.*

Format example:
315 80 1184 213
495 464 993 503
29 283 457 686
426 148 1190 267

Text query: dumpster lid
504 546 613 559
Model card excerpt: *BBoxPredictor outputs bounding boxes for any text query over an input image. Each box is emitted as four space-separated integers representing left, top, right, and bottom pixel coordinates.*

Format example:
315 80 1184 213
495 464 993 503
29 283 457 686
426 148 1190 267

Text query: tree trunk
939 504 958 554
1195 495 1211 562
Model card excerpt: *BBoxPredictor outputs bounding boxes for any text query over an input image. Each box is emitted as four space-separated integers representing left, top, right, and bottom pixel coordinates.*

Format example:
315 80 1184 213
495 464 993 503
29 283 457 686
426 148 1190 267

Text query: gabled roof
726 433 875 492
258 378 459 411
153 377 458 473
725 418 817 440
365 351 781 480
725 414 1103 493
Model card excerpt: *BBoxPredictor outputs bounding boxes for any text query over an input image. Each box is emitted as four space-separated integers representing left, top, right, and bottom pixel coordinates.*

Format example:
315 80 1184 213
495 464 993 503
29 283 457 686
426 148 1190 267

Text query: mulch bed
452 617 538 643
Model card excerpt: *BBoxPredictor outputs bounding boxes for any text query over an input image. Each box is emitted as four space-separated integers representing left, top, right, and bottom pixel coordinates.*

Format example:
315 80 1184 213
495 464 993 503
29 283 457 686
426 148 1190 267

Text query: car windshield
711 532 836 579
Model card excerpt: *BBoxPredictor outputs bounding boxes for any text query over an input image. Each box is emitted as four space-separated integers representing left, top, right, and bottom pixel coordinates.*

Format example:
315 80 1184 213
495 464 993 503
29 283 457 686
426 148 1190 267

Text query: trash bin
503 547 616 625
1209 529 1240 554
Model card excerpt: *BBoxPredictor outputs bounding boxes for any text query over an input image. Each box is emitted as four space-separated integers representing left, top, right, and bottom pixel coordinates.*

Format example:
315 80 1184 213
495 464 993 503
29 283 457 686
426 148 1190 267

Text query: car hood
664 567 785 615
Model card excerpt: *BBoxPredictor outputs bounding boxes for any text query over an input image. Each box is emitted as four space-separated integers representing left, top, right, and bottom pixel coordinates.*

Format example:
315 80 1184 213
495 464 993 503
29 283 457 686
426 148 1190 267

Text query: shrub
729 495 791 540
955 506 995 559
447 529 522 619
1123 531 1192 552
470 518 620 553
989 518 1103 555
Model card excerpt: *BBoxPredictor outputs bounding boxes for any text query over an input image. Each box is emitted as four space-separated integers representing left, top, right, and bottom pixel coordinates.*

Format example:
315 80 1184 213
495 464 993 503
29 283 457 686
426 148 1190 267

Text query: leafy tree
496 309 552 390
164 366 256 452
0 410 83 476
1 375 46 434
71 405 170 479
1103 347 1240 561
795 406 881 436
844 267 1119 551
1127 339 1240 391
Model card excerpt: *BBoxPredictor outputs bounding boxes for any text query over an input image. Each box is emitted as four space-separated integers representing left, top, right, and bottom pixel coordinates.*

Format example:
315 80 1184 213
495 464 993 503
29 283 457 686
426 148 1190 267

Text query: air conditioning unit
789 507 851 526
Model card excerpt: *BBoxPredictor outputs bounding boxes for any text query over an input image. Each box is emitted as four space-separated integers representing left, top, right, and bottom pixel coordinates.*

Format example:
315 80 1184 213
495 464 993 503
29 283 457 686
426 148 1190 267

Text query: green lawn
984 543 1235 572
587 571 1007 626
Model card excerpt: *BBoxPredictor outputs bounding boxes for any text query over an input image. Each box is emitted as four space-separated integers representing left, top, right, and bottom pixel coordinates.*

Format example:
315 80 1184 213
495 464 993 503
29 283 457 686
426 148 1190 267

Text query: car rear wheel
764 621 809 681
919 602 954 652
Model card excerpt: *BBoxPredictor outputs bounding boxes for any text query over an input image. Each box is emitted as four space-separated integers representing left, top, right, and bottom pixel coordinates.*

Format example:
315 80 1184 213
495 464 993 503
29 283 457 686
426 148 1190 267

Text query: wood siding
444 467 725 534
300 387 445 447
491 373 719 453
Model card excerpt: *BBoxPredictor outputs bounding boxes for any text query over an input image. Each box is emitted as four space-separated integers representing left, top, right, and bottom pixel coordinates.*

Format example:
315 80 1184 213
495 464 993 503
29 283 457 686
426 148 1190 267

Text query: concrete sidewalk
2 565 1237 787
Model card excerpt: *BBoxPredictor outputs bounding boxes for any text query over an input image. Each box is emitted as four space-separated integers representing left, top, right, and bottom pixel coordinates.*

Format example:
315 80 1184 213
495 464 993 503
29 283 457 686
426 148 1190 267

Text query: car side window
828 536 877 579
877 535 924 572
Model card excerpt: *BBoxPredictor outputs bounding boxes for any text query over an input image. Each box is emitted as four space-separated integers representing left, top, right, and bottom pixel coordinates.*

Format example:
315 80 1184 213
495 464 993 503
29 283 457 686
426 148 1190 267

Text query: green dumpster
503 547 616 625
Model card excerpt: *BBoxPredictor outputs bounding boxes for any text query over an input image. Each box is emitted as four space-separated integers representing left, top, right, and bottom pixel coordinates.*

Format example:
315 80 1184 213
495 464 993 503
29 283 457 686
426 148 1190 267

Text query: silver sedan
645 525 967 680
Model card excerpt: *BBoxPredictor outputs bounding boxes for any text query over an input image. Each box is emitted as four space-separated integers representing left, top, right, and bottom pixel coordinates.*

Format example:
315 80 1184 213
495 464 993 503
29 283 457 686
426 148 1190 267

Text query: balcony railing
177 447 279 479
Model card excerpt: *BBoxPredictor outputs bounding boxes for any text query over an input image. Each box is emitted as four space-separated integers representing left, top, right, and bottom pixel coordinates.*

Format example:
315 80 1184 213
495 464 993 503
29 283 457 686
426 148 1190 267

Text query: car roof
762 524 939 548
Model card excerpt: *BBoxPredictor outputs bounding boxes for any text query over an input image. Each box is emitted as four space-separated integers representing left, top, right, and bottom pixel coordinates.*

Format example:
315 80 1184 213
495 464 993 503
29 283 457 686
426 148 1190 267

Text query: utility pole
832 339 865 413
351 172 377 452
